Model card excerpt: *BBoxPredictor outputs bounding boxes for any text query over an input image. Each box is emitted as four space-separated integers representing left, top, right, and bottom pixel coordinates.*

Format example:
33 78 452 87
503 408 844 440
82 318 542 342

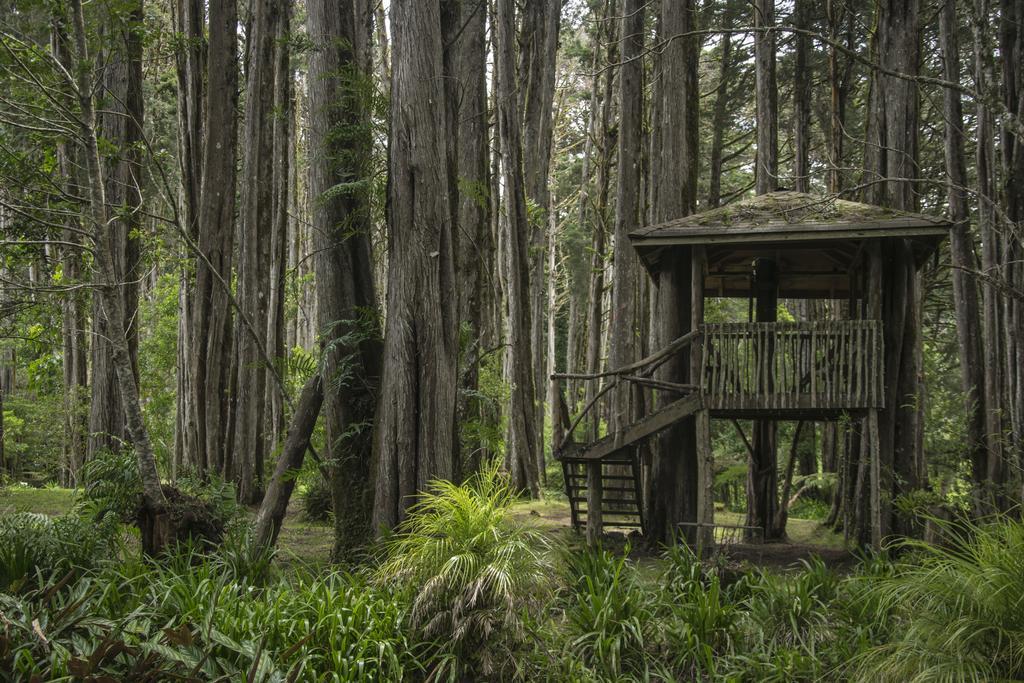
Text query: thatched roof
630 191 950 298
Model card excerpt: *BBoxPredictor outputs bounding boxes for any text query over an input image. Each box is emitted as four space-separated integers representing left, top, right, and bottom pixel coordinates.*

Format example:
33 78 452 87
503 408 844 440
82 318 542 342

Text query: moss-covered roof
631 191 949 240
629 192 950 289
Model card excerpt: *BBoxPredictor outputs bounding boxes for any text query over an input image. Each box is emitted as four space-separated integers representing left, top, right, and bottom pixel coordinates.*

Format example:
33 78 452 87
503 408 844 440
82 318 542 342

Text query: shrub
375 465 555 679
562 545 654 679
0 511 119 592
850 517 1024 681
301 474 333 522
0 555 421 681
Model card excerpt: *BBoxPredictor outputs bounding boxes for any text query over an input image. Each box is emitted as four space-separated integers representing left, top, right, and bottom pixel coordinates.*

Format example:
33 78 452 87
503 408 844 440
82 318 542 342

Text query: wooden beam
569 392 703 460
696 408 715 554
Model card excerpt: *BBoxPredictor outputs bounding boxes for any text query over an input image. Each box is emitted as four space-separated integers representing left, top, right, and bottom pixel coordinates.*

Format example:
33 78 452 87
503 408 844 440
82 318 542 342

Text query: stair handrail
550 329 701 382
550 329 702 454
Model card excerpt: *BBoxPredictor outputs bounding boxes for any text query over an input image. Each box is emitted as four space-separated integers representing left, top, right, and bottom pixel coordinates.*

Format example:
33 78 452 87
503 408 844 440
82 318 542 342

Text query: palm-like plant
850 517 1024 682
375 465 556 678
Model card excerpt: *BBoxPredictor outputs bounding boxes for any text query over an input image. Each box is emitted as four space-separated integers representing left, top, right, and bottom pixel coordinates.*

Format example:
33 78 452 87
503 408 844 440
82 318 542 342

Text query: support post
866 239 884 548
748 257 779 541
696 408 715 554
586 461 603 546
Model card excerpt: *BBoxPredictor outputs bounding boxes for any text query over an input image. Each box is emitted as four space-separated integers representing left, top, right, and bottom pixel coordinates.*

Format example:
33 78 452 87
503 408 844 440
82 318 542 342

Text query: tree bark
253 374 323 550
87 0 144 460
753 0 778 194
372 0 459 531
69 0 167 530
496 0 541 498
792 0 811 193
307 0 383 556
231 0 287 504
648 0 699 548
191 0 238 478
940 0 987 506
452 0 489 478
519 0 561 487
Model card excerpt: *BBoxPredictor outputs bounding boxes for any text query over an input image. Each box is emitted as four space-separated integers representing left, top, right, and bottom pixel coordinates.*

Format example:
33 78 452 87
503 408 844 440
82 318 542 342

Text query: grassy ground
1 486 845 570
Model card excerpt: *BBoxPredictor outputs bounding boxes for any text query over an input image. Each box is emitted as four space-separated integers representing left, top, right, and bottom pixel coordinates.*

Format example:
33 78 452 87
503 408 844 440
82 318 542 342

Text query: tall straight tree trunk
191 0 238 478
792 0 811 193
50 17 89 485
264 2 293 458
999 0 1024 502
594 0 644 544
519 0 561 486
231 0 286 504
69 0 167 546
707 25 733 209
749 0 781 540
172 0 204 476
940 0 987 505
648 0 699 547
496 0 541 498
753 0 778 194
87 0 145 460
452 0 489 477
584 4 617 440
307 0 382 556
973 0 1006 505
373 0 459 531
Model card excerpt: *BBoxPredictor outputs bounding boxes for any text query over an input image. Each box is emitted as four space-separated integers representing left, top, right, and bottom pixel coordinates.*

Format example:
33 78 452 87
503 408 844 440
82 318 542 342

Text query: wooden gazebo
552 191 949 549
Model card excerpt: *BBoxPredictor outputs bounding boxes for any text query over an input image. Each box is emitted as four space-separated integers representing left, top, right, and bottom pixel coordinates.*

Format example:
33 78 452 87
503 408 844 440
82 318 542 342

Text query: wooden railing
700 320 883 412
550 330 700 456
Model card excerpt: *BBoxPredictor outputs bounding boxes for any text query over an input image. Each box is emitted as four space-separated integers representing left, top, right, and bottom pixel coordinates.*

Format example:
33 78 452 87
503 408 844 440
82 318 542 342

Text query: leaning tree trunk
307 0 383 558
496 0 541 499
372 0 459 532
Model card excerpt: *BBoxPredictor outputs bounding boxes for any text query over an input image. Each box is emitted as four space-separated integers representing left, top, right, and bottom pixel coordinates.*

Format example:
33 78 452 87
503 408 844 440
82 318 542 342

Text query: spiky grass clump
850 517 1024 682
375 466 556 679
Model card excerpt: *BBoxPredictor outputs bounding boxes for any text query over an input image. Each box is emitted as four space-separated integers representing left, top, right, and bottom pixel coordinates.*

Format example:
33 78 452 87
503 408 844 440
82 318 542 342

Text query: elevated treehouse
552 192 949 549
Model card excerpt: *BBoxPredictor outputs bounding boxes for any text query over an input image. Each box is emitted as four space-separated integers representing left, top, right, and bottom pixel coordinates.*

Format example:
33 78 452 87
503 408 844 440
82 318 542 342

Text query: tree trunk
753 0 778 194
792 0 811 193
191 0 238 478
940 0 987 506
50 17 89 486
231 0 287 504
69 0 168 543
307 0 383 557
974 0 1007 506
496 0 541 498
707 25 732 208
373 0 459 531
647 0 699 548
264 2 293 460
253 374 323 550
452 0 489 479
519 0 561 489
87 0 145 460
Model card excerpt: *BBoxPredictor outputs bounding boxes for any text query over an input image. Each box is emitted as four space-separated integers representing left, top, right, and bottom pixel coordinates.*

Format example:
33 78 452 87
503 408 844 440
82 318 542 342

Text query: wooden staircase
562 454 645 532
558 392 703 536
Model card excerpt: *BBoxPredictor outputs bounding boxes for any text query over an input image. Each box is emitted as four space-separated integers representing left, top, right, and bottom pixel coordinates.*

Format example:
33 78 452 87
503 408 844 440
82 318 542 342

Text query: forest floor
0 485 852 572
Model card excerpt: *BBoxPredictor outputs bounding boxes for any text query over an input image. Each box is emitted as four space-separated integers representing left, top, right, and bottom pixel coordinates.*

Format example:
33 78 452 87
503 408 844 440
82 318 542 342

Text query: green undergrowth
2 477 1022 681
